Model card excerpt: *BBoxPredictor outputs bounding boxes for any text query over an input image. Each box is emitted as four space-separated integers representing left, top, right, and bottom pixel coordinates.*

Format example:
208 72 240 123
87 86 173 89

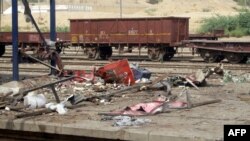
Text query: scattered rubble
24 92 47 109
46 102 68 115
165 63 224 88
96 59 135 85
130 63 151 81
102 116 151 127
99 86 221 116
223 71 250 83
0 61 227 123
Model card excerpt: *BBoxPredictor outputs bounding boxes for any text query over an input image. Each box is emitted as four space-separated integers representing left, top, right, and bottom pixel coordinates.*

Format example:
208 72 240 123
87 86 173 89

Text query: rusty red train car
0 32 70 56
184 40 250 63
70 17 189 61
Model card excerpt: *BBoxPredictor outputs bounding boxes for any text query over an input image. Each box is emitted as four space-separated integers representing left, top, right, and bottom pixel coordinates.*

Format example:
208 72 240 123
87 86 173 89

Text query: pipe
24 53 61 72
22 0 47 47
12 0 19 81
50 0 56 41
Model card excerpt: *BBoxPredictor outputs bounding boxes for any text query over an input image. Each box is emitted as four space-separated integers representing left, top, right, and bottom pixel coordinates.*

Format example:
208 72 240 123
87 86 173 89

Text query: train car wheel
94 49 100 60
240 56 248 63
148 47 161 61
225 53 243 64
203 57 216 63
200 50 219 63
163 47 175 61
100 46 112 60
0 45 6 57
216 55 225 62
163 53 174 61
86 47 99 60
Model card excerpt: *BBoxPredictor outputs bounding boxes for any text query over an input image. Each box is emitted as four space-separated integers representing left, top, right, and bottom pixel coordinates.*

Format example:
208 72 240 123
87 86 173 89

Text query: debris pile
0 60 226 124
166 63 224 87
102 116 151 127
223 71 250 83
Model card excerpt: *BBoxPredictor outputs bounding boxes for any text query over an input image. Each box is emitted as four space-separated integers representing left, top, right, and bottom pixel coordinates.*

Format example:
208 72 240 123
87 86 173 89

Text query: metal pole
24 53 61 72
12 0 19 81
50 0 56 41
22 0 47 46
120 0 122 18
0 0 2 31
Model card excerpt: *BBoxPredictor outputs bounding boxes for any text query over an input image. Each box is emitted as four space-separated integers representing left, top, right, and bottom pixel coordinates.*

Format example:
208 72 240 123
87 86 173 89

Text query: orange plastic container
96 59 135 85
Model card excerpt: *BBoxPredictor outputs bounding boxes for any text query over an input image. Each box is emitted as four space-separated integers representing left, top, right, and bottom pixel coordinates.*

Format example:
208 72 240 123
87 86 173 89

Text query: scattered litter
45 102 57 110
71 68 95 83
96 59 135 85
0 61 226 120
101 97 165 116
151 80 172 95
130 63 151 81
4 107 10 111
100 84 221 116
56 103 68 115
166 101 187 108
112 116 151 127
135 78 151 84
45 102 68 115
101 115 151 127
167 64 224 87
100 98 190 116
24 92 47 109
223 71 250 83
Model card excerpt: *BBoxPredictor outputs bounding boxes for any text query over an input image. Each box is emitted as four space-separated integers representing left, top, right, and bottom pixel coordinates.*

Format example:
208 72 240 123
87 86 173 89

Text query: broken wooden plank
0 91 13 98
14 103 87 119
0 101 7 109
191 99 221 108
15 109 53 119
150 73 170 86
167 99 222 110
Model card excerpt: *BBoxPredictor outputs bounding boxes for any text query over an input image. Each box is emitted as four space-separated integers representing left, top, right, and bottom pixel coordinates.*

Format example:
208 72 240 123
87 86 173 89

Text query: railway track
1 61 249 70
0 58 249 72
0 54 204 63
1 48 249 81
0 51 249 68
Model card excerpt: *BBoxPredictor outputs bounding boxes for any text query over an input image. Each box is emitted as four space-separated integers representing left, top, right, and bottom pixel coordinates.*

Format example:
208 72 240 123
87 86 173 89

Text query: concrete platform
0 81 249 141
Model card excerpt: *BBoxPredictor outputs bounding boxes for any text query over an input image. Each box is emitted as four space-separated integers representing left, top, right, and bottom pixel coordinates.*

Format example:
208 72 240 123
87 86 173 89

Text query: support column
50 0 56 41
12 0 19 81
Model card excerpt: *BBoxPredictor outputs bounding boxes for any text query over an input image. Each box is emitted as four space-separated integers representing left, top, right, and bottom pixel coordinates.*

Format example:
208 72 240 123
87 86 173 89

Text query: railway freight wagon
0 32 70 57
70 17 189 61
184 40 250 63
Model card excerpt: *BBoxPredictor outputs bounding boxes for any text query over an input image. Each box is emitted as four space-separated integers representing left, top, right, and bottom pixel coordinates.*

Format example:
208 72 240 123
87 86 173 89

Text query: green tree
199 11 250 37
233 0 250 7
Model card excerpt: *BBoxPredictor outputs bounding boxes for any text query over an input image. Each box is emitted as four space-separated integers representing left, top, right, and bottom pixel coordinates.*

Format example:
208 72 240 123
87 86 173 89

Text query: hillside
0 0 243 33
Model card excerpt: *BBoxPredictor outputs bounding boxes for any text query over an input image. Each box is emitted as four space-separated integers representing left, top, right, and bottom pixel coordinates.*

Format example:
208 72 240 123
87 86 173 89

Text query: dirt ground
0 56 250 140
38 79 250 122
1 74 250 140
0 0 242 33
1 72 250 123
